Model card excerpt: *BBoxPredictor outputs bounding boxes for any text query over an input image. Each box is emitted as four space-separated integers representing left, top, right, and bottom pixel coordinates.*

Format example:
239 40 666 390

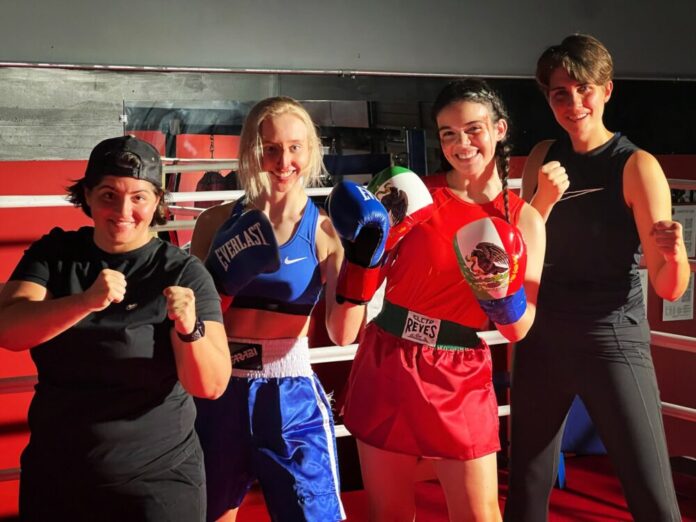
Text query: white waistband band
229 336 313 378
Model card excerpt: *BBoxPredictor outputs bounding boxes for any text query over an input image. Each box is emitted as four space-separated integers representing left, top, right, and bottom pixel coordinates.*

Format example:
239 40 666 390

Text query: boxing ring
1 163 695 482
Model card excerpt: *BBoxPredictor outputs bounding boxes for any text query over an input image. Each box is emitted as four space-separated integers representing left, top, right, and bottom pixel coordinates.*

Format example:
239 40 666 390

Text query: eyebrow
262 139 304 144
95 184 150 194
550 81 589 92
438 120 485 131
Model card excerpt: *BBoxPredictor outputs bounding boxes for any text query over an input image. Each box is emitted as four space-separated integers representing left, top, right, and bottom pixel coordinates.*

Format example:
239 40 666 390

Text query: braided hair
432 78 513 222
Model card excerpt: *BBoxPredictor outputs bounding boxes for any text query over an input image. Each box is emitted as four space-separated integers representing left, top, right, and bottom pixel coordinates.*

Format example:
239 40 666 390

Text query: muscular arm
624 151 689 301
495 204 546 342
165 255 231 399
0 270 126 351
170 319 231 399
522 140 569 222
520 142 545 202
0 281 91 351
318 215 366 346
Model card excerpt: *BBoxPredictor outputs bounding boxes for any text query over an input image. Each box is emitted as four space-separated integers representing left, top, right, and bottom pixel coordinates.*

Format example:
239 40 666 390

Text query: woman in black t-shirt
0 135 231 522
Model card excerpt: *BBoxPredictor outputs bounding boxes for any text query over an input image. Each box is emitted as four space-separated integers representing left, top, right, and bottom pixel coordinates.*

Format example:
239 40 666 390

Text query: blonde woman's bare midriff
223 307 312 340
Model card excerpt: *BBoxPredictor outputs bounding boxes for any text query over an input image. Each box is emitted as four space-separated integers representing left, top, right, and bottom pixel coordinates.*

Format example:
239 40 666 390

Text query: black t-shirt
11 227 223 484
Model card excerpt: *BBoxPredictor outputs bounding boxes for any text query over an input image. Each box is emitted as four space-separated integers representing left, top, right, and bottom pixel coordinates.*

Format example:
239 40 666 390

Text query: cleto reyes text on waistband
373 300 482 350
402 310 441 346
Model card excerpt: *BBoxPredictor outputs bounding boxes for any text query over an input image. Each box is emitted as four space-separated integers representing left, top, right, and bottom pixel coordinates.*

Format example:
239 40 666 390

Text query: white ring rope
4 176 696 209
1 332 695 423
0 180 524 209
162 161 239 173
0 188 330 208
0 174 695 449
650 331 696 354
169 206 205 217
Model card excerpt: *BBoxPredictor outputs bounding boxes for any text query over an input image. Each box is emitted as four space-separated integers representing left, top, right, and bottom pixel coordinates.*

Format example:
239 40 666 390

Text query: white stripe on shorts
308 376 346 520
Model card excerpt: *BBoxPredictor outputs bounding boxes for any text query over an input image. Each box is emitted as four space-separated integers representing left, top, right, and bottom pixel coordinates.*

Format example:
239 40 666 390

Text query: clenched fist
83 269 126 311
651 220 685 262
537 161 570 204
163 286 197 335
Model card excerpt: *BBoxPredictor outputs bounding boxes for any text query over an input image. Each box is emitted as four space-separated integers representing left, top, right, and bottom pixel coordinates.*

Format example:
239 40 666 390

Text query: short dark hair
536 33 614 96
67 135 168 225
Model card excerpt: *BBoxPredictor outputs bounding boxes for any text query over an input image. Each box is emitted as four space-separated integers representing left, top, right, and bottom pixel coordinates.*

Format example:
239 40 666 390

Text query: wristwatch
177 317 205 342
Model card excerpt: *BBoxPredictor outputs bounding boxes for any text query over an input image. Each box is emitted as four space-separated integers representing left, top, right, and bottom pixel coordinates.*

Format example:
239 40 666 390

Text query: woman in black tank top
505 34 689 522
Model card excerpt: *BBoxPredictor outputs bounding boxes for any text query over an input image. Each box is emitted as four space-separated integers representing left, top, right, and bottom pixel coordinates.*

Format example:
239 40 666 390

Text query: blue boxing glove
327 181 390 304
205 209 280 296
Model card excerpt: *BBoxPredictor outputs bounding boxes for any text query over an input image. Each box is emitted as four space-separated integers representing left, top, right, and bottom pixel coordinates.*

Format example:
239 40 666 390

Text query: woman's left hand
651 220 684 262
163 286 196 335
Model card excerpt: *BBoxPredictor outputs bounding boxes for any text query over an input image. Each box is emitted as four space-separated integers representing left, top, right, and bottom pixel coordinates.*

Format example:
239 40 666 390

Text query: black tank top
538 133 645 322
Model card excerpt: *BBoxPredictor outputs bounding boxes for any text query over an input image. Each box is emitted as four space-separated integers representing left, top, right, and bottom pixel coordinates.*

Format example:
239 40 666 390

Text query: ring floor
2 455 692 521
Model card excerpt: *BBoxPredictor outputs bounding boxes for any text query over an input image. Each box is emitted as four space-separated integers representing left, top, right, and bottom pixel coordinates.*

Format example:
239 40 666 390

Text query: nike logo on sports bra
284 256 307 265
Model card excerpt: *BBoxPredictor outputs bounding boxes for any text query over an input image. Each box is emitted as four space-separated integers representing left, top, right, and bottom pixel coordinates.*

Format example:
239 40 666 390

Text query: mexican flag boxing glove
367 166 434 252
454 216 527 325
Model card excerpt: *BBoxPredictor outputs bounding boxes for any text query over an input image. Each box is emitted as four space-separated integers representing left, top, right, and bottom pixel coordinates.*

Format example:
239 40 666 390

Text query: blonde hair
238 96 327 202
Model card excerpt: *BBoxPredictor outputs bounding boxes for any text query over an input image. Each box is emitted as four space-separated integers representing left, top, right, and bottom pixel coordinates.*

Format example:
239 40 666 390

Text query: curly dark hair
432 78 513 222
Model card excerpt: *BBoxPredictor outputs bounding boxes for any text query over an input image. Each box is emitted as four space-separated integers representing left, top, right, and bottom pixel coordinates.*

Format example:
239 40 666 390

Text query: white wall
2 0 695 78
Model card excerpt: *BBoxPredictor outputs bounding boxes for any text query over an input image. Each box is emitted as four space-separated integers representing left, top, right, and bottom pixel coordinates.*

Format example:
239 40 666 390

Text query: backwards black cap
84 135 162 188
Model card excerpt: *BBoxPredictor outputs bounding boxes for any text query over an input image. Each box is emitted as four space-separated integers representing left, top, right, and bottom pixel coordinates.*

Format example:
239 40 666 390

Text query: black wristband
177 317 205 342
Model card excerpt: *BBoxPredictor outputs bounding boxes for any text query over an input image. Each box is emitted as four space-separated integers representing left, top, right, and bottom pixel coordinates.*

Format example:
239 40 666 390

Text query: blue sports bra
230 198 323 316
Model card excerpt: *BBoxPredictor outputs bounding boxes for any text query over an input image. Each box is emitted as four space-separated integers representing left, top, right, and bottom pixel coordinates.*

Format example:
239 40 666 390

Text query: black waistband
373 301 482 350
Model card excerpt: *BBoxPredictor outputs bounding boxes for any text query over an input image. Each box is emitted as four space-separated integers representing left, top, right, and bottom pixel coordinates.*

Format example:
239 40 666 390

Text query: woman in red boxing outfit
343 79 545 522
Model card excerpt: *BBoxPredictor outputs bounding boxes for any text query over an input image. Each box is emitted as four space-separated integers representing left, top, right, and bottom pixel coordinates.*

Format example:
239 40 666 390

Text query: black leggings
504 316 681 522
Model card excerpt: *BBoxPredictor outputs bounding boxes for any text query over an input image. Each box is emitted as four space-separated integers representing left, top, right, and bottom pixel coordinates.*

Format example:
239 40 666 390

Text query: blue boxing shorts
195 337 345 522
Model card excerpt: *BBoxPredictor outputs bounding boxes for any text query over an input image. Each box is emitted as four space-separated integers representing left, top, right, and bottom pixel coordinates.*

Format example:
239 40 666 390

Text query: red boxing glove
454 216 527 325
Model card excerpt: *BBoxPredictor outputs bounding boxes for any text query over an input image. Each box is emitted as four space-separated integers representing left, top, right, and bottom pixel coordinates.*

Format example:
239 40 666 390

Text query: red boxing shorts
343 314 500 460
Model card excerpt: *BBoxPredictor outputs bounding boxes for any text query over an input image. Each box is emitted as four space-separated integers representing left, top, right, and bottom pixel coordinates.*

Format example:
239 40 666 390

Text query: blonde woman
191 97 373 522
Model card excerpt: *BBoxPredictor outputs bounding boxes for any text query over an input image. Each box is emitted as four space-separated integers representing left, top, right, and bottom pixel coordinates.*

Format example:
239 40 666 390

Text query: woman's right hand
83 269 127 311
537 161 570 205
651 220 685 263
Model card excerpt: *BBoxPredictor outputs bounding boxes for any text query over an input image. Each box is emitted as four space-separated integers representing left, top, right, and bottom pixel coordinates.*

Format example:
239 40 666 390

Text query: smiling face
85 176 160 253
436 100 507 178
259 112 310 195
547 67 613 147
